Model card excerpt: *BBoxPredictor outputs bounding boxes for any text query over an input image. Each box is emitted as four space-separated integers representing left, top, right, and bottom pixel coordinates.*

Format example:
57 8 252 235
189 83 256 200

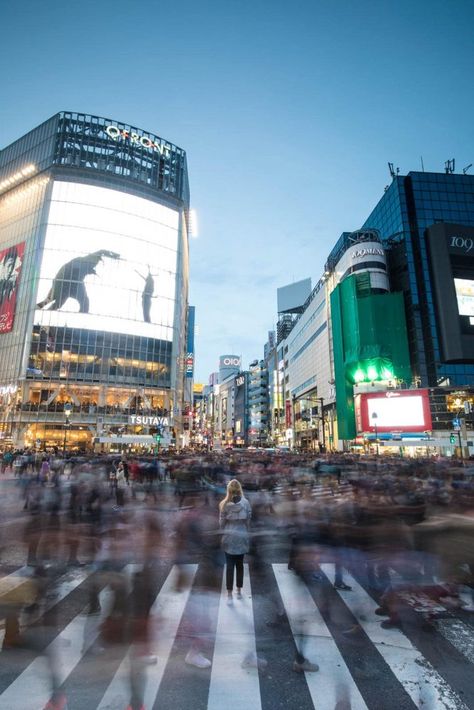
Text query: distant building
277 169 474 455
248 359 269 446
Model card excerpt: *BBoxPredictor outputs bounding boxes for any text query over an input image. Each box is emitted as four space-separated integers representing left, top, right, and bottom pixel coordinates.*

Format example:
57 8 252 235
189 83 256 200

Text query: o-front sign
106 125 170 156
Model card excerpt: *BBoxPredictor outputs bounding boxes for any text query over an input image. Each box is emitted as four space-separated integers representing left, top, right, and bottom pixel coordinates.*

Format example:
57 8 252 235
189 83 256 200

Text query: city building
278 168 474 456
363 169 474 389
233 371 249 447
248 359 269 446
328 229 411 442
263 330 285 445
0 111 190 451
361 169 474 452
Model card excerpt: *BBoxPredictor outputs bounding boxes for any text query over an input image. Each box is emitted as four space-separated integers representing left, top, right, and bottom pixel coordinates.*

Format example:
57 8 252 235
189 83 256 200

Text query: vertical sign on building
186 305 195 378
0 242 25 334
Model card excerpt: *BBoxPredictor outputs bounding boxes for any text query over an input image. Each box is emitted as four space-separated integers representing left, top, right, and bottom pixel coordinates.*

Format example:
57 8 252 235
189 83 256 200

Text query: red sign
0 242 25 334
355 389 432 433
285 400 292 428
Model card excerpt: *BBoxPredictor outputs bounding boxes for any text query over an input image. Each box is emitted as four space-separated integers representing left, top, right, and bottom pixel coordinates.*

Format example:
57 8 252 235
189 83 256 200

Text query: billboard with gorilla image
35 181 179 340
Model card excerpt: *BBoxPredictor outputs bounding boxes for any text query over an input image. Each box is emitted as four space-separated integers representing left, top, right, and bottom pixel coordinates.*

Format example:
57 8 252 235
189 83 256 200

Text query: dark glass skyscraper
363 170 474 388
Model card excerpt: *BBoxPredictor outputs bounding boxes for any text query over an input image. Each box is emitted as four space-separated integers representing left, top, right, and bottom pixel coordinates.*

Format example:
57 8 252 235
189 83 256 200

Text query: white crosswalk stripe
208 564 261 710
273 564 368 710
321 563 469 710
0 566 88 648
96 564 197 710
0 586 114 710
0 565 34 598
0 564 139 710
0 561 472 709
436 618 474 665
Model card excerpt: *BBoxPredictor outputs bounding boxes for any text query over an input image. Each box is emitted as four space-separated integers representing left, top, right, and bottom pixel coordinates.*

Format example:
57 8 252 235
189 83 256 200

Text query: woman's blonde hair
219 479 243 511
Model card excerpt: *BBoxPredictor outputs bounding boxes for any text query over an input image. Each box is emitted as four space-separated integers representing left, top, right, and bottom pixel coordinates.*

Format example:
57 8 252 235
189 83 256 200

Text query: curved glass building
0 112 190 451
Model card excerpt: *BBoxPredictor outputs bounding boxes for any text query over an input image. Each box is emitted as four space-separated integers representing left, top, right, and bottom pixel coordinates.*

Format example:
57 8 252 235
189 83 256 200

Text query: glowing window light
0 164 37 195
367 365 378 381
189 208 198 238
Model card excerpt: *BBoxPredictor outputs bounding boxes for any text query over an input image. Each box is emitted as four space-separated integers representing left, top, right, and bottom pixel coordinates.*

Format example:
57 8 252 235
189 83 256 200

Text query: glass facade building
0 112 190 450
363 171 474 387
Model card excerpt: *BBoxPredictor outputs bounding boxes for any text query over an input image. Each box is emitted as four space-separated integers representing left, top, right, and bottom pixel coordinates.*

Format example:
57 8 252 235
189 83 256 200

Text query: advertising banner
185 353 194 378
356 389 432 433
35 182 179 340
0 241 25 334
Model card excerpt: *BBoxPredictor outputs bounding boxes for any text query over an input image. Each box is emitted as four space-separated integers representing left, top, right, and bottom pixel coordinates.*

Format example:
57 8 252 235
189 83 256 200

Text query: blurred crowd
0 449 473 708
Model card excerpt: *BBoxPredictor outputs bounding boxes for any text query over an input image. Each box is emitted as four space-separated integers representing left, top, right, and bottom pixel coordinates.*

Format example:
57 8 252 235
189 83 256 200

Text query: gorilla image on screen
37 249 120 313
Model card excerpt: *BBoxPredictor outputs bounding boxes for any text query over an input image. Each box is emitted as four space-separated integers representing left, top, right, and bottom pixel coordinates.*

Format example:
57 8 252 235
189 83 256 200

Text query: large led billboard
35 181 179 340
355 389 432 433
426 223 474 362
454 278 474 320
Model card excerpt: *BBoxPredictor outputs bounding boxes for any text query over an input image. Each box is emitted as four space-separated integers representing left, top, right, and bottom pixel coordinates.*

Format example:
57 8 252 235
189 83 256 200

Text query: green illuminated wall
330 274 411 440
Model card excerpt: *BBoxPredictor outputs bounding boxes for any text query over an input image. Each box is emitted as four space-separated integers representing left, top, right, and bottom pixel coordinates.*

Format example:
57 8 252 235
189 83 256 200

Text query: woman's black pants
225 553 244 591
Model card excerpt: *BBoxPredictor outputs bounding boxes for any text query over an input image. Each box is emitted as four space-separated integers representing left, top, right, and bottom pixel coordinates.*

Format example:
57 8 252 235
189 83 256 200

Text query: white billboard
277 278 312 314
454 278 474 317
367 394 425 428
34 181 179 340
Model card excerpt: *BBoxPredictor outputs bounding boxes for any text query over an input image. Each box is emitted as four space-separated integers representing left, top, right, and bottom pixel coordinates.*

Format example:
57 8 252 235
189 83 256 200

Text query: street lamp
372 411 379 456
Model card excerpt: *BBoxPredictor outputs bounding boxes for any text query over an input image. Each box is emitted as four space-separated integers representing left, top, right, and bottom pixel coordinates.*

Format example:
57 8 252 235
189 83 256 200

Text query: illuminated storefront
0 112 190 450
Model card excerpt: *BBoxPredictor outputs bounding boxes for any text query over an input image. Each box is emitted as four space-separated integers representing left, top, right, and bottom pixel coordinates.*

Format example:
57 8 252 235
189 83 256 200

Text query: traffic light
450 433 456 444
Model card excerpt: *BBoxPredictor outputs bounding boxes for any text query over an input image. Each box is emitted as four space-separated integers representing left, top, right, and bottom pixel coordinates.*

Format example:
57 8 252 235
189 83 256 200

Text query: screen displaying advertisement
35 181 179 340
454 278 474 317
0 241 25 334
357 390 432 432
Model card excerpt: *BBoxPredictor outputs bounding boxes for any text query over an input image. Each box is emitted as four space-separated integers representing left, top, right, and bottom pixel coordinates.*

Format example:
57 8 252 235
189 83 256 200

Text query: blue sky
1 0 473 380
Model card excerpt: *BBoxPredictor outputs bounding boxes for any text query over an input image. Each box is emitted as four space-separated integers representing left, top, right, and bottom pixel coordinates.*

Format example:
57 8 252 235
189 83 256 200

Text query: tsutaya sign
129 415 169 427
106 125 170 156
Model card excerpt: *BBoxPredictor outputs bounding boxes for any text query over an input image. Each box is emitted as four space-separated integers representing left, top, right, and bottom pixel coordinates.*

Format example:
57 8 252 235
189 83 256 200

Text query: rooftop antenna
445 159 455 174
388 162 400 179
420 156 425 172
463 163 472 175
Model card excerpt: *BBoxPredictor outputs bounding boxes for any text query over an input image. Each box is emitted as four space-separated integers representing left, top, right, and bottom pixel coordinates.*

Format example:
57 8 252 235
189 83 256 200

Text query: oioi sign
220 356 241 368
106 125 170 156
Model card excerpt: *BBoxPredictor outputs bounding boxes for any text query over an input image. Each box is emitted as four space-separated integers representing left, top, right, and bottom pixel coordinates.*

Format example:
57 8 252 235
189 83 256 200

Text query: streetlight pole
63 413 70 455
372 411 379 456
319 397 326 452
63 402 72 456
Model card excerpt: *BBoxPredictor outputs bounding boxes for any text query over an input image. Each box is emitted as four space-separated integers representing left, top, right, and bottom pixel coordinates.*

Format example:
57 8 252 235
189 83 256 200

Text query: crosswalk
0 560 472 710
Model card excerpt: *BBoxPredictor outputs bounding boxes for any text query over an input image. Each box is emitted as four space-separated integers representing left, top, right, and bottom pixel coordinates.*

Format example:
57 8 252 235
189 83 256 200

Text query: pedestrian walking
219 479 251 604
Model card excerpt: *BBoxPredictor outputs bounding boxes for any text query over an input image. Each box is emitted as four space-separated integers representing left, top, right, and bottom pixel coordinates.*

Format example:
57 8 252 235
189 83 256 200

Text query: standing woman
219 479 252 603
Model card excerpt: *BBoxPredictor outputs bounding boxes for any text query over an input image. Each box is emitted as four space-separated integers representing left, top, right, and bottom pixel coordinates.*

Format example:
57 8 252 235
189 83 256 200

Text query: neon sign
106 125 170 156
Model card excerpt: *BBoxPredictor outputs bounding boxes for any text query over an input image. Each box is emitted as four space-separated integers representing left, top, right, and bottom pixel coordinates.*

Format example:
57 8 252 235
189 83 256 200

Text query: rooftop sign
106 125 170 156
